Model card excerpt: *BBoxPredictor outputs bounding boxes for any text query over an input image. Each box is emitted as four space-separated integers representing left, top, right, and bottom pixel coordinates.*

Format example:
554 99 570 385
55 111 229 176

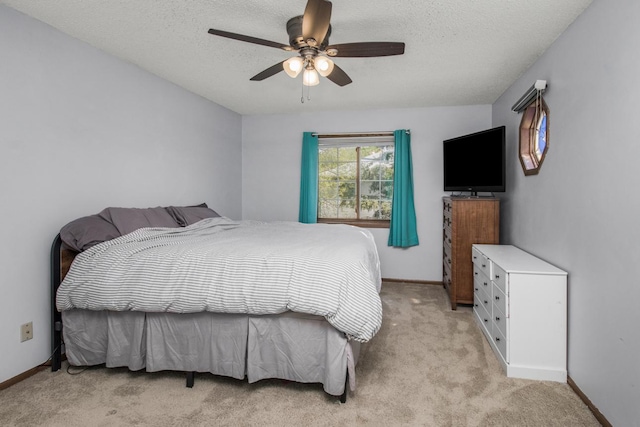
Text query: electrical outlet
20 322 33 342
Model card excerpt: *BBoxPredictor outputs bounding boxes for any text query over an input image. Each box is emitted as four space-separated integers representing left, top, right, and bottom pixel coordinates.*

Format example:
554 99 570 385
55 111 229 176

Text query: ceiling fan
207 0 405 88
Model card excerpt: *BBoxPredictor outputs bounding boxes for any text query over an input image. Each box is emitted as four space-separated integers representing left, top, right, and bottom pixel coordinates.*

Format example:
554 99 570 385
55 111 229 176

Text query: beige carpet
1 283 599 426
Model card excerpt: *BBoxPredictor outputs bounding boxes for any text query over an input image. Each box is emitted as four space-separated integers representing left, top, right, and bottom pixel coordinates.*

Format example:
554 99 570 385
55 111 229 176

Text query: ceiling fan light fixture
283 56 304 78
313 56 334 77
303 68 320 86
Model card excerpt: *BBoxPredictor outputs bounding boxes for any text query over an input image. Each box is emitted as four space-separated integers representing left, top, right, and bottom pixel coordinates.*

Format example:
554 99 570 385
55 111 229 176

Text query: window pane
319 147 338 162
319 181 339 199
319 199 339 218
337 146 357 162
380 200 392 219
360 200 392 220
361 180 381 198
339 181 357 200
319 162 338 180
381 180 393 199
338 199 357 218
337 162 357 181
360 160 378 180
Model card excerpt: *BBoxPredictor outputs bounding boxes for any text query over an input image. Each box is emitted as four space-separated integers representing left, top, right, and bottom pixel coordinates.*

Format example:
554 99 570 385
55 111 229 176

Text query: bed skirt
62 310 360 396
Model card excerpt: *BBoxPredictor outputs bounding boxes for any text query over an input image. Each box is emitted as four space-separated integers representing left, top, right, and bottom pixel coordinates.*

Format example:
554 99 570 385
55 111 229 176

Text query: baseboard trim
0 365 47 391
567 376 611 427
382 278 442 285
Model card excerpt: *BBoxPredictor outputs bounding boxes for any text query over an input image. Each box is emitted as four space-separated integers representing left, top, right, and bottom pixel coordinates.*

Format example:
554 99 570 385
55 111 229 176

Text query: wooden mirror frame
519 97 549 176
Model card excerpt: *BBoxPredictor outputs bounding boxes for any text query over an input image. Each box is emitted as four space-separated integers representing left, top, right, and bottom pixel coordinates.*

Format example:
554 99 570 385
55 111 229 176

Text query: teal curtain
388 130 419 247
298 132 319 223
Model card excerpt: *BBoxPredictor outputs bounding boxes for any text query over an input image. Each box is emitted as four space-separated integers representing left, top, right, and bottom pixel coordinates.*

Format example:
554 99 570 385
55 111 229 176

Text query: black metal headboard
50 234 78 371
50 234 63 371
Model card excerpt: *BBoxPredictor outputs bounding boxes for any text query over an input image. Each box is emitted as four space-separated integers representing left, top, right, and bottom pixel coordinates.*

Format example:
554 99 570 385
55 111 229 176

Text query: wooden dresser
442 197 499 309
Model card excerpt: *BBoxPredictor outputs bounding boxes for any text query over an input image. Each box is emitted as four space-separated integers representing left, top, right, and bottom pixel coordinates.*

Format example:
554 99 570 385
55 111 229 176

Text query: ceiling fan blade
326 42 405 57
302 0 332 46
325 63 352 87
250 61 286 81
208 29 291 51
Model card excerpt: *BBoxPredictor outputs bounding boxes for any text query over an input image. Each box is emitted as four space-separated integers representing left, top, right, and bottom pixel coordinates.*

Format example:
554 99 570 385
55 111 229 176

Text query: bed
50 205 382 402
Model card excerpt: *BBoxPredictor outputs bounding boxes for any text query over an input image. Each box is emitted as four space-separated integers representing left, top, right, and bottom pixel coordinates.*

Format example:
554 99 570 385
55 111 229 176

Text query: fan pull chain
300 77 312 104
301 77 305 103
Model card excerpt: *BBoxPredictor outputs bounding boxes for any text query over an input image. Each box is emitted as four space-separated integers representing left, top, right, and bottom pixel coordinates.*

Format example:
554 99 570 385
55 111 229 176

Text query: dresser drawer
443 225 452 246
473 264 491 295
474 274 489 302
443 201 452 227
472 247 489 276
492 263 507 294
472 246 482 267
443 262 451 287
443 242 452 268
474 302 492 342
493 304 507 338
478 254 490 278
474 293 492 333
493 328 508 362
478 287 492 314
492 284 507 318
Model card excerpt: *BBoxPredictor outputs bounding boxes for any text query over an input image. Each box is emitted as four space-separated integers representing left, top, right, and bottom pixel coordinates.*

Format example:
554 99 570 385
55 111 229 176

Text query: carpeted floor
1 283 599 426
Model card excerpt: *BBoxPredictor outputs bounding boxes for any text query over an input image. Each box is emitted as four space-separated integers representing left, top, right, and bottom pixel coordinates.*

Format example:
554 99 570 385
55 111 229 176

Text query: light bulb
303 68 320 86
313 56 334 77
283 57 304 78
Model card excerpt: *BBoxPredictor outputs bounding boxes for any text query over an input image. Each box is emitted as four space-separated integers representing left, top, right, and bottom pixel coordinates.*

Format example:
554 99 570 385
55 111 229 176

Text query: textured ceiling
3 0 592 115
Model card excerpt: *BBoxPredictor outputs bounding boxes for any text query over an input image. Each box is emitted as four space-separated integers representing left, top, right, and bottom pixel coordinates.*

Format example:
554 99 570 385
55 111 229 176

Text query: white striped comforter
57 217 382 342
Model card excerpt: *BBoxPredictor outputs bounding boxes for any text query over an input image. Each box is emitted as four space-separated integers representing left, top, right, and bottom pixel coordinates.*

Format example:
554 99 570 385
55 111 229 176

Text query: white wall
242 106 492 281
492 0 640 424
0 6 242 383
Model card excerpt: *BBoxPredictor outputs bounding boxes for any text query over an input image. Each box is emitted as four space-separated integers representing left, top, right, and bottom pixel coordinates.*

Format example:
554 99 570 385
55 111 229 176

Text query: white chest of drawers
472 244 568 382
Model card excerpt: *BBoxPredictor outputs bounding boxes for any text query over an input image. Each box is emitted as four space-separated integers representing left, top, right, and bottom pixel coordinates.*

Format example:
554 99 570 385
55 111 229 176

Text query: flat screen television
443 126 506 195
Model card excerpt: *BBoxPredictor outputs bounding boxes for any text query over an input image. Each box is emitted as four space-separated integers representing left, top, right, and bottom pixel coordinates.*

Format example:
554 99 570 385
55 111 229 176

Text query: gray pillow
60 215 121 252
98 207 180 235
166 205 220 227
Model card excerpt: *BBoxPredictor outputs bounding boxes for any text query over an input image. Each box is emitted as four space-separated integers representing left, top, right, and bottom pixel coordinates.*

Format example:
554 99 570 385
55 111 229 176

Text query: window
317 137 394 227
519 96 549 175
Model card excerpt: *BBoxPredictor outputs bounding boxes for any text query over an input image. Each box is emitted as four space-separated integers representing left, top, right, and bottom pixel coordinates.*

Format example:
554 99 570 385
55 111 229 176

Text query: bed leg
340 372 349 403
186 371 195 388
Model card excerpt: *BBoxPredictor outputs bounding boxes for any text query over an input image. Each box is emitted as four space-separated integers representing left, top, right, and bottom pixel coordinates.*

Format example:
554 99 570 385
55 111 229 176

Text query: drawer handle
474 303 478 307
495 316 500 321
495 296 500 301
495 274 500 279
484 318 488 323
448 238 451 244
483 282 488 286
483 300 488 304
495 337 500 342
474 272 478 276
473 256 477 260
482 264 486 268
448 259 451 264
475 287 478 291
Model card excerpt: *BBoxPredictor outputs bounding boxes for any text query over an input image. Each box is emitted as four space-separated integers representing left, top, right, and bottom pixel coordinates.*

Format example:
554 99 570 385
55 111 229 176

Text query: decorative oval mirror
519 97 549 175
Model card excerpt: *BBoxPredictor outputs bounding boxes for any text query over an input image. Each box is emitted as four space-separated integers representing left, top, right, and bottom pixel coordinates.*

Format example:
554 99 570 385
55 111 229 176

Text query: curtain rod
313 130 410 138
